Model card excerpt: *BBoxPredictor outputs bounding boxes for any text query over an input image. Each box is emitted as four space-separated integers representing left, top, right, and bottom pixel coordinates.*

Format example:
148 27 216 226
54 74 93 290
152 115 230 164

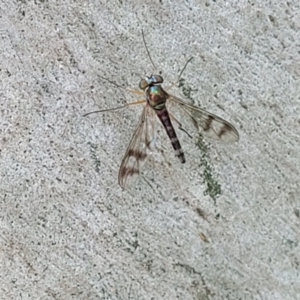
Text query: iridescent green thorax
149 85 164 95
147 85 167 110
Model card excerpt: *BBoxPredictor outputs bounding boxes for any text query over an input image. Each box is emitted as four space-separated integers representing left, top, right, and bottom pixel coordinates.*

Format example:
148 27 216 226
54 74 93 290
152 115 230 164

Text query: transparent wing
118 105 156 189
166 93 239 142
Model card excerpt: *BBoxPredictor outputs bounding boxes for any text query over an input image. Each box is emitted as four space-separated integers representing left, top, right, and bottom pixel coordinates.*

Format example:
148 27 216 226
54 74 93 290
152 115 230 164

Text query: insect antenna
142 29 157 73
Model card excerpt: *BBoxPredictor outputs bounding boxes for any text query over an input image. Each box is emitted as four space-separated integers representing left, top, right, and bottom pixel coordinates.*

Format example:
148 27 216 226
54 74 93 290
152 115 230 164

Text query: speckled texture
0 1 299 299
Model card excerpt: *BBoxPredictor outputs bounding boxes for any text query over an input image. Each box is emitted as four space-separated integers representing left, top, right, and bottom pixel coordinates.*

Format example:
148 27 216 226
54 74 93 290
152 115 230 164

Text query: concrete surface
0 0 300 299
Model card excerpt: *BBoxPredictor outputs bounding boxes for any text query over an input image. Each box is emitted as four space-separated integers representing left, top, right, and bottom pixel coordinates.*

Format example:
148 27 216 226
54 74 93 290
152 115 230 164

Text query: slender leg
169 112 192 139
83 100 146 116
127 89 144 96
165 57 194 91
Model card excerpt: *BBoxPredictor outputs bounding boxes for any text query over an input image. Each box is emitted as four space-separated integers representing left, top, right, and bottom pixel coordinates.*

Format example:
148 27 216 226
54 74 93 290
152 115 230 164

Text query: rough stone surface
0 1 299 299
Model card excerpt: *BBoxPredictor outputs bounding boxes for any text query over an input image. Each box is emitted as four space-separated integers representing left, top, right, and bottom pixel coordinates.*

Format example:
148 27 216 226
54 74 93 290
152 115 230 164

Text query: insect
84 31 239 189
200 232 209 243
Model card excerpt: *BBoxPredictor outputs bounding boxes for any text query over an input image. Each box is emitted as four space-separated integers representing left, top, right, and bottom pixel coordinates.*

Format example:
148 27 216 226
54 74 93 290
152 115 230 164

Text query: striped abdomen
156 107 185 163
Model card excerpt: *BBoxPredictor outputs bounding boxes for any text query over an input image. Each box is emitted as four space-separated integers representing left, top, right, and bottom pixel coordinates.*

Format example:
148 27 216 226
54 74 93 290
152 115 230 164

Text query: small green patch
179 79 222 203
178 78 198 100
196 136 221 203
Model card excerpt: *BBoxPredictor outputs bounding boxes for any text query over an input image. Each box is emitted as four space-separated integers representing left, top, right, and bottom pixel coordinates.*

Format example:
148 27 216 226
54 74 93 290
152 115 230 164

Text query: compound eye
139 79 148 90
151 75 163 84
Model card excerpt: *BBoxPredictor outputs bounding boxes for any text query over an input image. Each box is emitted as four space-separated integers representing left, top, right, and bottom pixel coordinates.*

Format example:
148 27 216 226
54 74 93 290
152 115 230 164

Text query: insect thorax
146 85 167 110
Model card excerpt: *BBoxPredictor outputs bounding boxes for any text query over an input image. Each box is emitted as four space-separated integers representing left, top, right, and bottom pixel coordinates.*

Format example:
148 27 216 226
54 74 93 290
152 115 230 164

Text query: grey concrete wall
0 1 299 299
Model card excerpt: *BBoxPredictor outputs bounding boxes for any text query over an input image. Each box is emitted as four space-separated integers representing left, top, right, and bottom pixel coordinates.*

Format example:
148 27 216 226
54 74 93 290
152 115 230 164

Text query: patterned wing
118 105 156 189
167 94 239 142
